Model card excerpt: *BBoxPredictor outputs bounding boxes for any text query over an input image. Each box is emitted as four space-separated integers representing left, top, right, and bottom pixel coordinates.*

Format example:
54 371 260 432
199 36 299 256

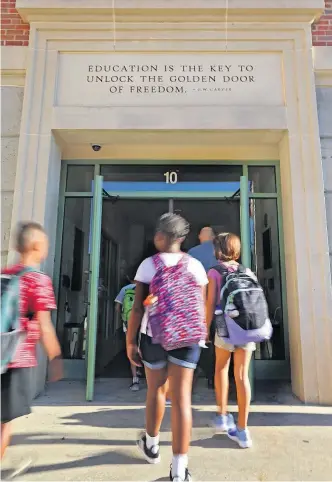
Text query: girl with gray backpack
206 232 272 449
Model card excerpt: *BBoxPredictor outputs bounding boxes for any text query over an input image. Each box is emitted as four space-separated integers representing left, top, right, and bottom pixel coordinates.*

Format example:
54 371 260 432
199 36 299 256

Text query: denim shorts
139 334 201 370
215 334 256 352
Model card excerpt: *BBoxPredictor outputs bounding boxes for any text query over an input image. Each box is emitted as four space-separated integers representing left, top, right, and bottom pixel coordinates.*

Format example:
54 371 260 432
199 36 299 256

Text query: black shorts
1 368 33 423
139 334 201 370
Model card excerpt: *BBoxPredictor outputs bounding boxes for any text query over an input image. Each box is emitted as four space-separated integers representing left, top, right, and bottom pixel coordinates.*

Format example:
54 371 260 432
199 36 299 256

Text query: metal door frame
55 161 289 400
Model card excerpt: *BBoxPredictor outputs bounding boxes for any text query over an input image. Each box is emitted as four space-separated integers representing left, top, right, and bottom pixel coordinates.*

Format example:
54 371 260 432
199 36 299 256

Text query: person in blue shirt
188 227 218 390
188 226 217 272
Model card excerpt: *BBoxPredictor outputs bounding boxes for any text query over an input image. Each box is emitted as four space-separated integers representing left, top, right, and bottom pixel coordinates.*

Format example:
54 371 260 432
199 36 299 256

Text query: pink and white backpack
148 254 206 351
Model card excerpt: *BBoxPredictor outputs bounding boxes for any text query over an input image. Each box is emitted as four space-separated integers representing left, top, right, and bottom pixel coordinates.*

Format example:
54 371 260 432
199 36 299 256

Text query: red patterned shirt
1 264 57 368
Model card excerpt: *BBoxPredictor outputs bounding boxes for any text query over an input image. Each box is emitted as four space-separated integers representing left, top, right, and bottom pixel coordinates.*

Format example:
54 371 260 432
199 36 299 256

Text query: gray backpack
213 264 273 344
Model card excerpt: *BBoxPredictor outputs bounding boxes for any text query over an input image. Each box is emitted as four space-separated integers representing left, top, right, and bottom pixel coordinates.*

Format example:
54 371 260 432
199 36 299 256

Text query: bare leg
168 363 194 455
1 423 11 459
145 366 168 437
214 347 231 415
130 363 137 379
165 378 171 401
233 348 252 429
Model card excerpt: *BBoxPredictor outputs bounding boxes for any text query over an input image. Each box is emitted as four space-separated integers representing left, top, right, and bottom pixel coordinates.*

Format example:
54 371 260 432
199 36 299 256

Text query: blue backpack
0 267 34 373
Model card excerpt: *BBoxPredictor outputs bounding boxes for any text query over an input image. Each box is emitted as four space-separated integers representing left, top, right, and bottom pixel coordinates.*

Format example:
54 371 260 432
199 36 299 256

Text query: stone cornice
0 46 27 86
16 0 325 24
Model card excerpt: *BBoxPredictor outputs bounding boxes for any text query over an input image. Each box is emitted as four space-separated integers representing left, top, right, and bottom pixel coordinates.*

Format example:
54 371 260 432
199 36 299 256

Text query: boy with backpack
115 277 139 391
127 213 208 482
1 222 62 473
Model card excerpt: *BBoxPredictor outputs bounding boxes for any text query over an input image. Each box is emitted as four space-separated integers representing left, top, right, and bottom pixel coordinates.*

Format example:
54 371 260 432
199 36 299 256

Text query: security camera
91 144 102 152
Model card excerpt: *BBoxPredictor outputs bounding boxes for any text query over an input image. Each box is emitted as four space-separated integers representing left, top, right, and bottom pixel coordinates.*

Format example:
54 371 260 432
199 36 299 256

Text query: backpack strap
211 264 229 277
152 254 164 271
237 264 247 274
14 266 36 278
178 253 189 268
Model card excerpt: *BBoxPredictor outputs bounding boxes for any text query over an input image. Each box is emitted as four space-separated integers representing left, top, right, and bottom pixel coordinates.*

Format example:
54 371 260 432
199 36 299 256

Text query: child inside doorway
115 275 140 391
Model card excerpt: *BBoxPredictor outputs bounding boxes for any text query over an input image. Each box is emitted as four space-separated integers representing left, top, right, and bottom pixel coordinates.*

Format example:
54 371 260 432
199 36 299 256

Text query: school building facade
1 1 332 404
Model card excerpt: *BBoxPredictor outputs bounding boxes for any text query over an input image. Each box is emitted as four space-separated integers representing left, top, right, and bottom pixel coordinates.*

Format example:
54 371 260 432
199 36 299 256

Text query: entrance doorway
98 197 240 379
55 162 289 400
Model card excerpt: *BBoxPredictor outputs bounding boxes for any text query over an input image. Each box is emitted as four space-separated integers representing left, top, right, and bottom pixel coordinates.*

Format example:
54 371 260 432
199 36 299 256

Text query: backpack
213 264 273 345
122 287 136 329
0 267 33 374
148 254 206 351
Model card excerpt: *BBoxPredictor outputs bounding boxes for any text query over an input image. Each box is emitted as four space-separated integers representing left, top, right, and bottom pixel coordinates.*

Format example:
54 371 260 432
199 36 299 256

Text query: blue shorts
139 334 201 370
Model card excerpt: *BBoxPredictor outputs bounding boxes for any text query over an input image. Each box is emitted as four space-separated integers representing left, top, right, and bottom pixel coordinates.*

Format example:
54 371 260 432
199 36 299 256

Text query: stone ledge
16 0 325 23
0 46 28 86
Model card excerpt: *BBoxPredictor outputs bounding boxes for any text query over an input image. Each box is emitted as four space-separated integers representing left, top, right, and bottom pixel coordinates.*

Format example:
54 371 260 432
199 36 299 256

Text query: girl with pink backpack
126 213 208 482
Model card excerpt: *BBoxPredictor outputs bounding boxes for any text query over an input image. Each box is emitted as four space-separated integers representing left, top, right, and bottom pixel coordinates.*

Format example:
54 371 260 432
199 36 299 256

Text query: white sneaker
130 381 140 391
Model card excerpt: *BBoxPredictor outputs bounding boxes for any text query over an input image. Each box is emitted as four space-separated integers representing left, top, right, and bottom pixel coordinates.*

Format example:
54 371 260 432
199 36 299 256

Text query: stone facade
1 1 332 404
1 86 23 265
1 0 332 47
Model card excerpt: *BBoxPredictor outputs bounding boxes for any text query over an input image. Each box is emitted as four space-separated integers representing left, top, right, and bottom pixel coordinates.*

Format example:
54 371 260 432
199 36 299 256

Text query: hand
205 324 212 344
126 343 142 367
48 356 63 382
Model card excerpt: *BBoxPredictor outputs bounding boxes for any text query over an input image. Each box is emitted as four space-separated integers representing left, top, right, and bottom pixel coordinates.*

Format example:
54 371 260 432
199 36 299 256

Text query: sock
172 454 188 480
146 432 159 449
133 377 139 384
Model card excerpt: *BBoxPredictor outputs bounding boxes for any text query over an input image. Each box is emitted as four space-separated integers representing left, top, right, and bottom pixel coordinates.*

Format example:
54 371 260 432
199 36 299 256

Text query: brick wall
1 0 29 46
1 1 332 47
312 0 332 46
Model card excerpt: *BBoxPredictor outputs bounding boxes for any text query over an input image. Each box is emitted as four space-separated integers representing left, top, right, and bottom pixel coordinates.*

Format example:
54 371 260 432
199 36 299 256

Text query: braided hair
156 213 190 244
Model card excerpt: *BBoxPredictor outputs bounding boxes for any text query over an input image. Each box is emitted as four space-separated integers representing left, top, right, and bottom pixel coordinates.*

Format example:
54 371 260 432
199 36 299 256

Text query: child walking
1 222 63 475
206 233 255 448
115 275 140 391
126 213 208 482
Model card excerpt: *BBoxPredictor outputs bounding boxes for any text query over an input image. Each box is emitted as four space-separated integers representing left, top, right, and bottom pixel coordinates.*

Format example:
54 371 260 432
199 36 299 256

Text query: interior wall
57 197 91 346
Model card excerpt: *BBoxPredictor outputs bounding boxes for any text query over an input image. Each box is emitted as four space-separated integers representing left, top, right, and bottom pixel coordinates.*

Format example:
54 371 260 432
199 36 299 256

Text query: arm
38 311 61 360
126 281 149 366
206 276 217 333
38 311 63 382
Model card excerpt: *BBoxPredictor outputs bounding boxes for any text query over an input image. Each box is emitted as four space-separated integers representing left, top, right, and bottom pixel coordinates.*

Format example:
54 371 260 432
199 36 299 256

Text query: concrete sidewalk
2 379 332 481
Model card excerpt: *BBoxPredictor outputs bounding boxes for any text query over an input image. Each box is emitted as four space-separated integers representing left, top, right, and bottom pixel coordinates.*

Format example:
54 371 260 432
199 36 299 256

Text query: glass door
86 175 103 401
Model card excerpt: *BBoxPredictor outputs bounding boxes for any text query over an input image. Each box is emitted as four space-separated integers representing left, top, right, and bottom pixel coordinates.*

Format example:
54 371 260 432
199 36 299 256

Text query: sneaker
227 426 253 448
136 432 161 464
166 399 172 407
130 381 140 392
210 413 236 433
170 466 192 482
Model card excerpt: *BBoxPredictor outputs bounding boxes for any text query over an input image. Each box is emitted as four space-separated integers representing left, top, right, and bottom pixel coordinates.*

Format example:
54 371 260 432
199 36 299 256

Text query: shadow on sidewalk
2 450 146 478
57 407 332 430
